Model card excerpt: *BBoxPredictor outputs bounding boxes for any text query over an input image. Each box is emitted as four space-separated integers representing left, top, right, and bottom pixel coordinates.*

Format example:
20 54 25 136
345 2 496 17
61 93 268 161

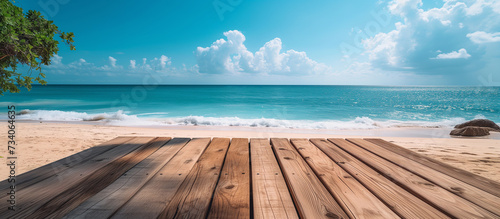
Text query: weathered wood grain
27 137 171 218
0 137 133 198
158 138 230 219
64 138 189 218
111 138 210 218
271 138 348 219
208 138 251 219
347 138 500 217
331 138 497 218
3 136 497 219
365 138 500 198
310 139 450 219
291 138 400 219
0 137 154 218
251 138 299 219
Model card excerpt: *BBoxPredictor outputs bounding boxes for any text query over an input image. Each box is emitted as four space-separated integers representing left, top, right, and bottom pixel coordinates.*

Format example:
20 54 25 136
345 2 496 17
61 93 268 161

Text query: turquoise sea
2 85 499 129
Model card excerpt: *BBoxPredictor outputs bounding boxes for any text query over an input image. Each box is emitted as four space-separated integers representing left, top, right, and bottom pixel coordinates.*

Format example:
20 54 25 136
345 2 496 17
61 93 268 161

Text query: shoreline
10 119 500 139
1 121 499 183
9 107 498 134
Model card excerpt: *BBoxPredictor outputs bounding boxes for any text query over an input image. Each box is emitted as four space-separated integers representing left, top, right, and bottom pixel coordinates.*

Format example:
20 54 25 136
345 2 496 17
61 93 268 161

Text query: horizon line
28 84 500 87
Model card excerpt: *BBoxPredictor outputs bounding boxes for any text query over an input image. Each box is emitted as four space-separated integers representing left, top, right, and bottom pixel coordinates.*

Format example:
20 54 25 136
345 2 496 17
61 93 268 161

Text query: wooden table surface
2 136 500 219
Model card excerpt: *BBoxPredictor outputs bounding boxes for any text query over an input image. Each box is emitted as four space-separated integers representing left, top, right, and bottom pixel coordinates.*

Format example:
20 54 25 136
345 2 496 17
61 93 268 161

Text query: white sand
1 121 499 182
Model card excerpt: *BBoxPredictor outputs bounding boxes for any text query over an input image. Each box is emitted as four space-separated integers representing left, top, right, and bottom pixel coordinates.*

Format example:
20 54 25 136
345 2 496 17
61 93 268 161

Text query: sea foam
15 109 139 122
7 109 493 130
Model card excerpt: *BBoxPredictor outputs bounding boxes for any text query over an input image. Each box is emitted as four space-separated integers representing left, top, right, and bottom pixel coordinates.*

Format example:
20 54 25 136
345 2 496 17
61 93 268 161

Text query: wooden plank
347 138 500 216
251 138 299 219
290 139 400 219
208 138 251 219
0 137 132 196
27 137 171 218
158 138 231 219
64 138 189 219
0 137 155 218
270 138 348 219
310 139 449 219
111 138 211 218
365 138 500 197
330 138 497 218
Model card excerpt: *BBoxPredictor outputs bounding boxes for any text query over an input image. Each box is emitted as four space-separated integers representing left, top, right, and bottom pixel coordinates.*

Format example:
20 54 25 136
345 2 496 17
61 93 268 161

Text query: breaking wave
6 109 491 130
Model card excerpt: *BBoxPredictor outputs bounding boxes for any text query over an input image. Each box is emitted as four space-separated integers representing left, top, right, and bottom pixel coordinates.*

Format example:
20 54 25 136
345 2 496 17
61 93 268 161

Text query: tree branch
0 55 9 60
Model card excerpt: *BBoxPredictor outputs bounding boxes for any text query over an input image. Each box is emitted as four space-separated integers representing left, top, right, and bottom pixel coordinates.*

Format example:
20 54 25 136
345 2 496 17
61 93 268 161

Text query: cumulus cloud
361 0 500 75
196 30 330 75
467 31 500 43
51 54 63 65
43 54 179 77
149 55 171 70
109 56 117 68
160 55 171 68
95 56 122 71
130 60 136 69
44 55 98 75
434 48 471 59
465 0 500 15
128 55 173 72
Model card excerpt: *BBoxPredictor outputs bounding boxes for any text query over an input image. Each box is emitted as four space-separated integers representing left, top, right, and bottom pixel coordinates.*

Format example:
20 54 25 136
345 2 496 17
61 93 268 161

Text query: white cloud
434 48 471 59
388 0 423 18
145 55 172 70
361 0 500 75
128 55 173 72
130 60 136 69
44 56 98 75
196 30 330 75
467 31 500 43
44 54 179 77
70 58 90 67
160 55 171 69
52 54 63 65
466 0 500 15
109 56 116 68
98 56 122 71
109 56 117 68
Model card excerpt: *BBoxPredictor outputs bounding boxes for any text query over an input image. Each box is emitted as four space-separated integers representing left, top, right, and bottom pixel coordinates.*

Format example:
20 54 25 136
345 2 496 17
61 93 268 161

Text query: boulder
454 119 500 131
450 126 490 137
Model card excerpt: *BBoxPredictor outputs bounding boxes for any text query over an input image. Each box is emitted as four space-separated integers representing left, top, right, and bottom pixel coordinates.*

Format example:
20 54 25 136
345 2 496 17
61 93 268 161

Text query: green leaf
0 0 75 95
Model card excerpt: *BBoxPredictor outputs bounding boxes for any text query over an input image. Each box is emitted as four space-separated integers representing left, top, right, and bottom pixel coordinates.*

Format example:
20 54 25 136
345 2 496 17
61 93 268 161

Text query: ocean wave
5 109 492 130
13 109 142 122
158 115 470 129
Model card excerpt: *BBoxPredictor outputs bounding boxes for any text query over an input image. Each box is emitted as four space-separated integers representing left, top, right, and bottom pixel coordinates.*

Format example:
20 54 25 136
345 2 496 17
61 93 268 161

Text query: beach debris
454 119 500 131
450 126 491 137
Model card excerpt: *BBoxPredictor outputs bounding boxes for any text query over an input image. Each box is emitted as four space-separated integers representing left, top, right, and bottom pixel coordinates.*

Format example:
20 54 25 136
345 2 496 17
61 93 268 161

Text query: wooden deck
2 137 500 218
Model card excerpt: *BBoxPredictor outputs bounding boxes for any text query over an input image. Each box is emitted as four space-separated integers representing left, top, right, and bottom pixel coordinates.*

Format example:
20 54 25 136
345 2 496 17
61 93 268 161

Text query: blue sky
15 0 500 85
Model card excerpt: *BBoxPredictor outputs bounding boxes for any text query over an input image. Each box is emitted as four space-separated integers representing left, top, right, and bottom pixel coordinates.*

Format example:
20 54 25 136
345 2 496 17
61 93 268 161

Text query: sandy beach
4 0 500 217
1 121 499 183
